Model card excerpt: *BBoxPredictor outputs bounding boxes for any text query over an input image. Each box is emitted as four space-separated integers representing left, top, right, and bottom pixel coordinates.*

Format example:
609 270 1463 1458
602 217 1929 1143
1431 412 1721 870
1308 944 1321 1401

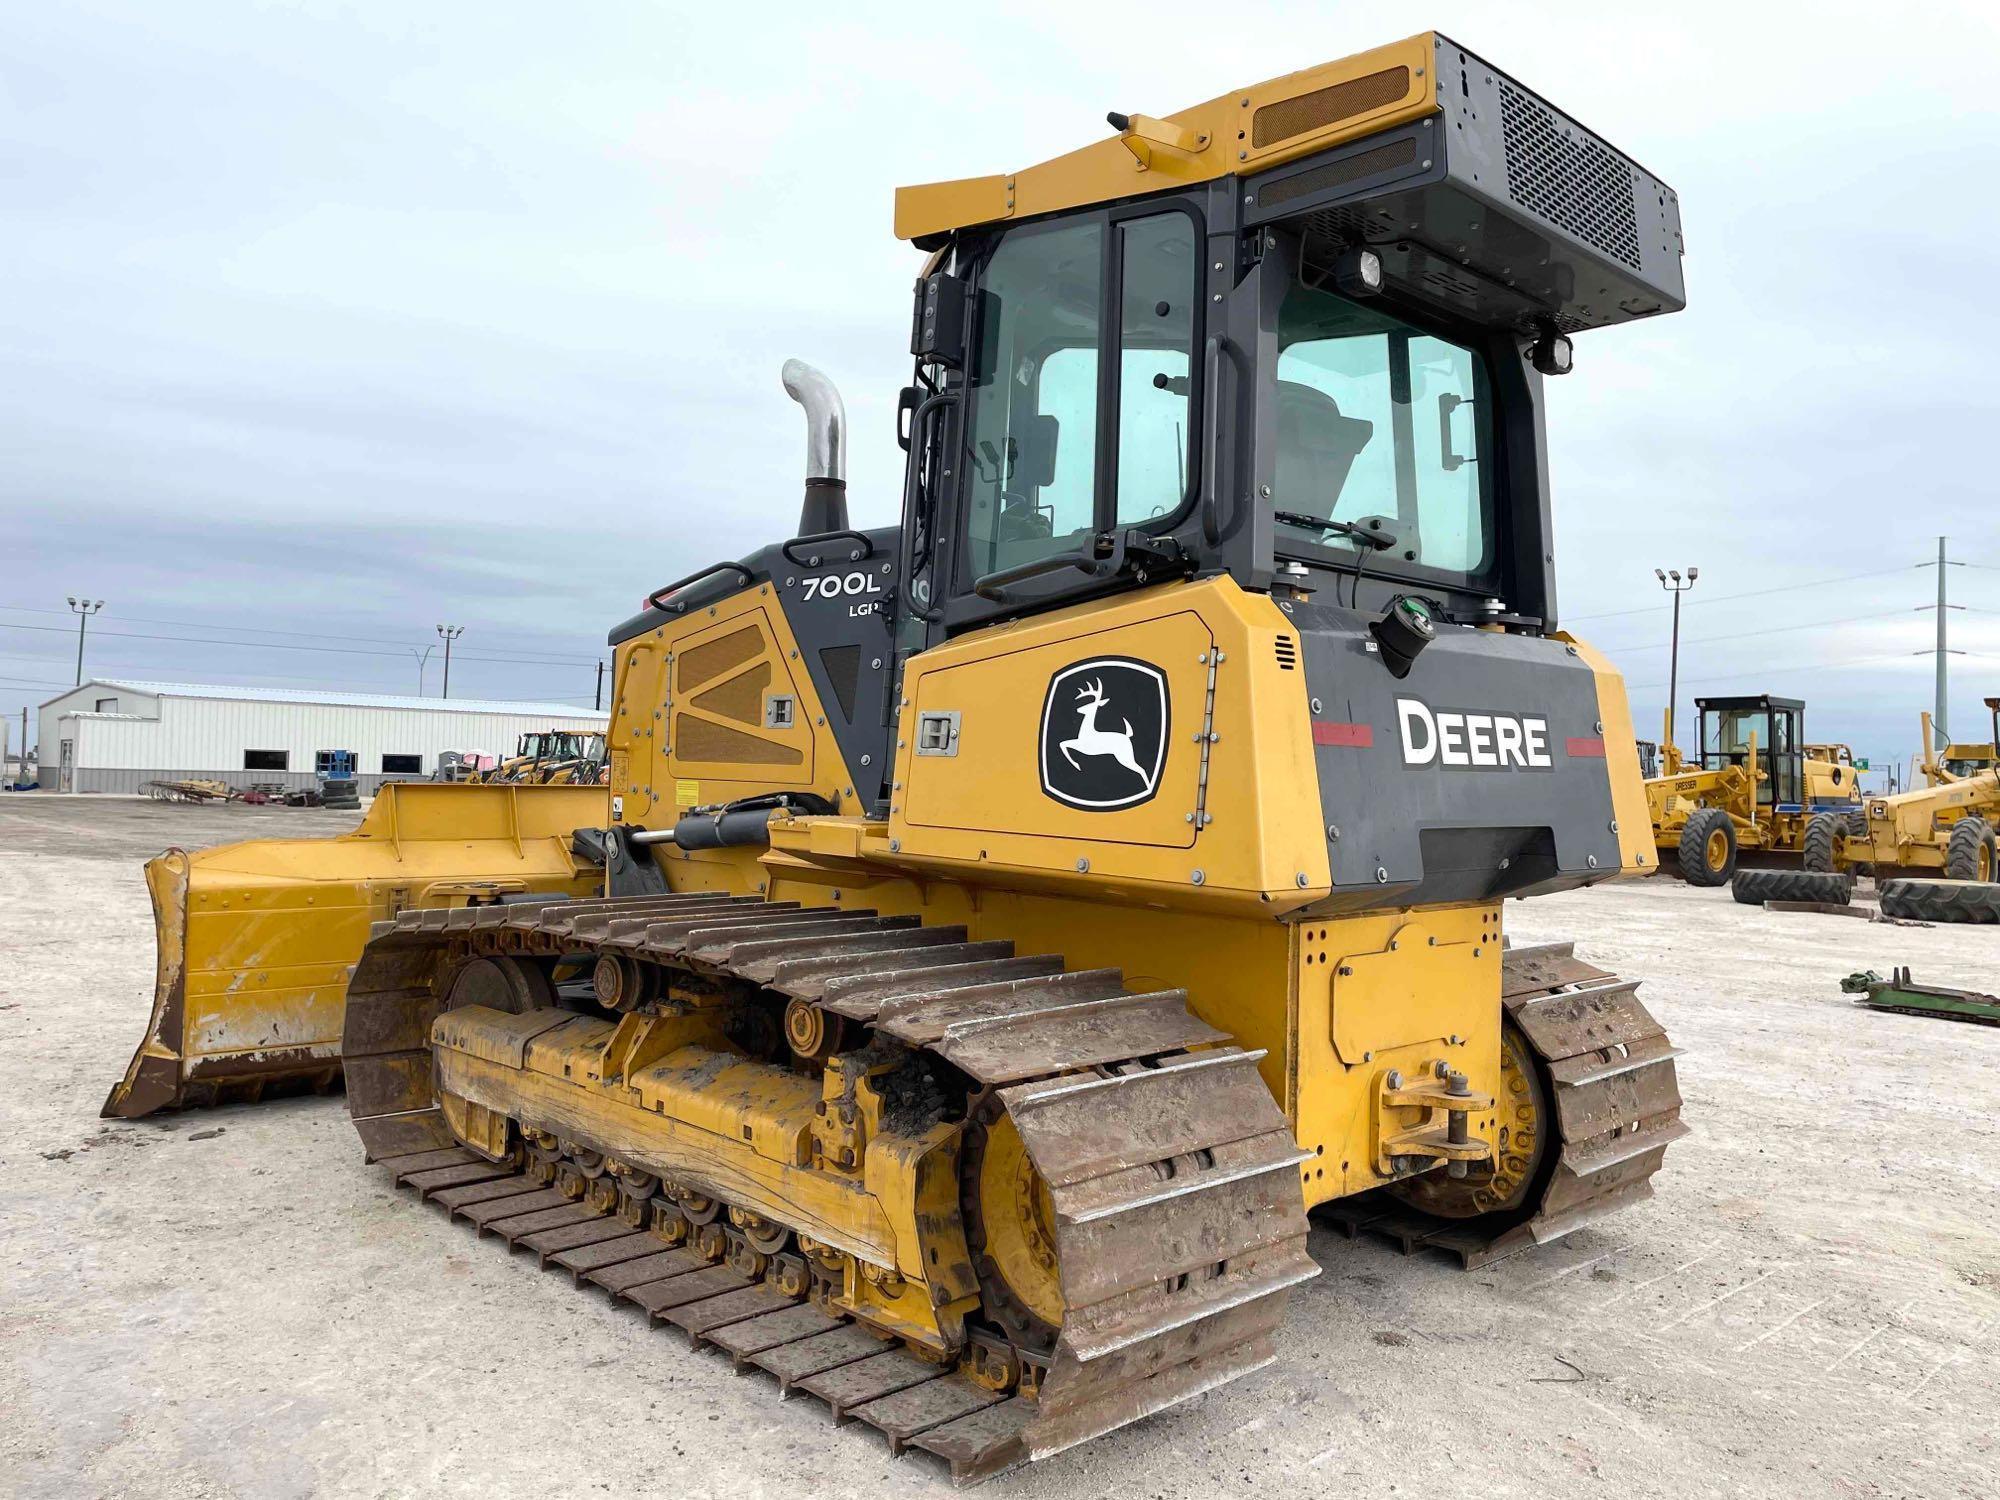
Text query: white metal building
37 679 607 794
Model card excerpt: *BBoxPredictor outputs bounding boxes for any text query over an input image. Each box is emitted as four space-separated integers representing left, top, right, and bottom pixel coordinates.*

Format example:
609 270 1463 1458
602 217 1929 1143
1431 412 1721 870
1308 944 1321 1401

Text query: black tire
1730 868 1854 906
1678 808 1737 886
1945 818 1995 883
1802 812 1844 874
1880 878 2000 924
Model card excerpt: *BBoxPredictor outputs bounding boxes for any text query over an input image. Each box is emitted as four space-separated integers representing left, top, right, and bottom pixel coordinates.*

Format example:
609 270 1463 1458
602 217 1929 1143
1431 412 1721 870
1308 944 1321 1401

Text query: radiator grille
689 661 770 724
1252 66 1409 148
674 714 802 767
677 623 764 691
1497 80 1641 269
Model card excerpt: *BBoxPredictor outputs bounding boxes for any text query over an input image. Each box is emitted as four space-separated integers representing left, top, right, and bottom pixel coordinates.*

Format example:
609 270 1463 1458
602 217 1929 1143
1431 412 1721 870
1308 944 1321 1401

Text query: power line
1624 650 1919 692
1568 568 1928 628
1595 605 1919 657
0 602 598 664
0 620 597 668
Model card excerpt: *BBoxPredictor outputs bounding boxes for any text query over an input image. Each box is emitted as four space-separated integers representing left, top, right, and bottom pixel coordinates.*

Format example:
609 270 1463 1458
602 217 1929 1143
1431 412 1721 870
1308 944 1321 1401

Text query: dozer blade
101 782 607 1119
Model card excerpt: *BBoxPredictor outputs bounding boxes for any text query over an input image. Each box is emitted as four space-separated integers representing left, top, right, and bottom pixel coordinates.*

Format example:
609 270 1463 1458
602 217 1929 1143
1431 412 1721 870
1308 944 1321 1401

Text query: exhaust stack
781 358 849 535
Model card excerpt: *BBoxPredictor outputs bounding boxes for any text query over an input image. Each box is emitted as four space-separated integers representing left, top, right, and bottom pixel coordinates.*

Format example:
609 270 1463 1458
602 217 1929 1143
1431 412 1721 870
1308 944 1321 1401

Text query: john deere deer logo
1060 678 1146 779
1039 657 1169 810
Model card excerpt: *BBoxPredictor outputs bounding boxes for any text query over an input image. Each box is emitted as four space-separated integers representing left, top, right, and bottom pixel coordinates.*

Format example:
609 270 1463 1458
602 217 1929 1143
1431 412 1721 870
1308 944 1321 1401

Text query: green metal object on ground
1841 968 2000 1026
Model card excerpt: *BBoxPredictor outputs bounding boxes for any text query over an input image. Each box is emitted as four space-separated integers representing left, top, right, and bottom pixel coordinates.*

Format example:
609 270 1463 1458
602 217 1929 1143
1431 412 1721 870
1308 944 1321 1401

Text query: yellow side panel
1562 633 1656 875
904 610 1210 849
669 607 813 786
888 576 1328 911
1291 904 1503 1206
610 581 854 826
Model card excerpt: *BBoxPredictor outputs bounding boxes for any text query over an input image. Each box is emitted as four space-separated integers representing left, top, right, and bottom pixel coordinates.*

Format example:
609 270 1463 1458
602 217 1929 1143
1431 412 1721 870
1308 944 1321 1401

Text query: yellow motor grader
1920 705 1999 784
1646 695 1865 884
1725 701 2000 919
101 33 1689 1478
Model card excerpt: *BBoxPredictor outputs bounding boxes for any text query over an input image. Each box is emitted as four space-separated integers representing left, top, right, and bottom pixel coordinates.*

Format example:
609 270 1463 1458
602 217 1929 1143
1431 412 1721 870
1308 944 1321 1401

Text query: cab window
1273 283 1493 577
959 210 1199 585
961 218 1103 584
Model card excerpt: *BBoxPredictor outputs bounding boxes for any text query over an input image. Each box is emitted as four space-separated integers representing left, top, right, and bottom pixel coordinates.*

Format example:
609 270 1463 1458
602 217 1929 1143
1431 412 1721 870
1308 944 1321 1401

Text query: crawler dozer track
343 892 1318 1480
1323 942 1688 1266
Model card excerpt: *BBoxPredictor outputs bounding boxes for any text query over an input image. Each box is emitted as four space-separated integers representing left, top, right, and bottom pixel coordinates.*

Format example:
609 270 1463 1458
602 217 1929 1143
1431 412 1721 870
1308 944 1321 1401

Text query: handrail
781 530 874 566
897 388 959 623
1200 332 1249 545
644 560 755 613
972 547 1106 602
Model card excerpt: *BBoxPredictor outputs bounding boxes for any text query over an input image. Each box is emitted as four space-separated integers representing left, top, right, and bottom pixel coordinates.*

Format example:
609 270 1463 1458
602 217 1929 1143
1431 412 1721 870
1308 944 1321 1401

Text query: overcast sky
6 1 1999 783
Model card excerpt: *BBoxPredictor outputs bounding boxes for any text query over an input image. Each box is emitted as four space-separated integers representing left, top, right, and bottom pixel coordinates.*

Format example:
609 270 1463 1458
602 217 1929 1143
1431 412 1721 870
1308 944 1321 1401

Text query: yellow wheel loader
1646 695 1865 884
101 33 1689 1478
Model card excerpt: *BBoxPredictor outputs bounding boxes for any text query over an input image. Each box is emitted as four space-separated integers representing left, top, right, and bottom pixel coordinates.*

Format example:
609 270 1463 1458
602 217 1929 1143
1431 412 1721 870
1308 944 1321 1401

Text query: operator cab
1939 697 2000 779
894 32 1685 642
1698 695 1805 810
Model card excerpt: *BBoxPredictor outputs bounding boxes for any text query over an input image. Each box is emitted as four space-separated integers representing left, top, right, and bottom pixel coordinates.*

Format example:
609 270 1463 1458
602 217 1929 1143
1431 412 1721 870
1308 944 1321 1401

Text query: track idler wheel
1387 1016 1552 1223
962 1097 1062 1353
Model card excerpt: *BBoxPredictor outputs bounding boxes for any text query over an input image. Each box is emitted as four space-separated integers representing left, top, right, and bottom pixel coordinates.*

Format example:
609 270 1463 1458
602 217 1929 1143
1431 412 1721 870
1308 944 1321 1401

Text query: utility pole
410 645 436 696
65 597 104 684
1917 537 1965 754
594 660 605 712
1936 536 1946 739
436 625 464 699
1653 567 1699 750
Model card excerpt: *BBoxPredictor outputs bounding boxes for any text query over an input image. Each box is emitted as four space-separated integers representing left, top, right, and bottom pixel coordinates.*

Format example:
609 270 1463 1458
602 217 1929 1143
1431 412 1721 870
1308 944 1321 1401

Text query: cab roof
894 33 1439 244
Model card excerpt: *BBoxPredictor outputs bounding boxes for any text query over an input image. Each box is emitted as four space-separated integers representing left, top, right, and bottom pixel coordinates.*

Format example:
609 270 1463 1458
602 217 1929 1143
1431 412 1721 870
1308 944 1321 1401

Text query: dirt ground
1 794 1994 1500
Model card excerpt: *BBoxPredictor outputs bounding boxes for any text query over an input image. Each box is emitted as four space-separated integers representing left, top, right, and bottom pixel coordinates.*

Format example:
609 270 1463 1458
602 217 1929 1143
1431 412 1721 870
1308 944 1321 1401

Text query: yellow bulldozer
100 33 1690 1477
1645 694 1866 884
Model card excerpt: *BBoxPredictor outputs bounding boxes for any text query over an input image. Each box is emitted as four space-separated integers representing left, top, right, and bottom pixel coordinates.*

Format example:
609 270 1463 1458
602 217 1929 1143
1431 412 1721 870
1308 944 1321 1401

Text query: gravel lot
2 793 1995 1499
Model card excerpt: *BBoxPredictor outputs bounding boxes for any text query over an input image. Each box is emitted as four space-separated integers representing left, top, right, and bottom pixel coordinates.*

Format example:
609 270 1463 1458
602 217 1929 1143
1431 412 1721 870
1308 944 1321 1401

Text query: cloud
5 0 1999 779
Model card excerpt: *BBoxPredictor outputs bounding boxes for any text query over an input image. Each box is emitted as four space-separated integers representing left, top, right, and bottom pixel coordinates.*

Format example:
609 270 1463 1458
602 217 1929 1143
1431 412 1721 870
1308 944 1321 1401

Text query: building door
59 738 74 793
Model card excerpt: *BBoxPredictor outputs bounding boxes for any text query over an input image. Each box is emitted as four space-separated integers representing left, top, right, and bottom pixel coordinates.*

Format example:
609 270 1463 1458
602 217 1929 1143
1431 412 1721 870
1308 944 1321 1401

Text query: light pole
410 645 437 696
65 597 104 685
1653 567 1698 751
436 625 464 699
